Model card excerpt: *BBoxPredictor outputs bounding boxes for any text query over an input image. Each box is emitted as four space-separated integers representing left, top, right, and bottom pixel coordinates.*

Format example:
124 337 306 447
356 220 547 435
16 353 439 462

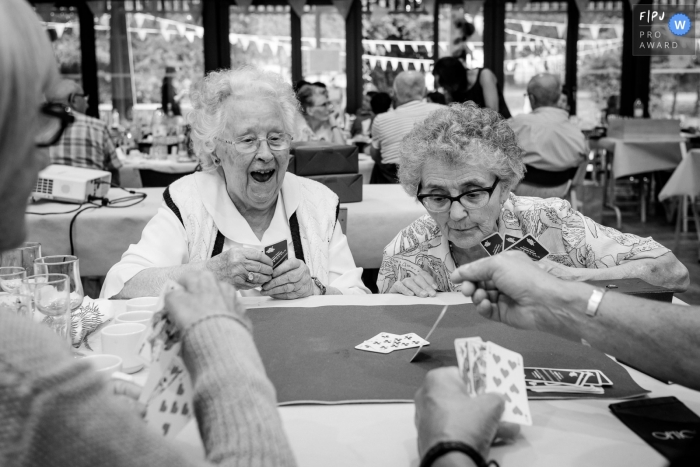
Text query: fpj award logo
633 5 696 56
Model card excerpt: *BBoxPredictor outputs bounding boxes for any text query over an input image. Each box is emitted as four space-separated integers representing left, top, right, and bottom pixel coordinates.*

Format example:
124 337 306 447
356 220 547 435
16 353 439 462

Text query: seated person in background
351 91 377 137
1 3 297 464
426 91 446 105
415 251 700 467
370 91 393 118
370 71 443 184
102 67 369 299
378 102 688 295
295 84 346 144
508 73 587 192
47 79 122 178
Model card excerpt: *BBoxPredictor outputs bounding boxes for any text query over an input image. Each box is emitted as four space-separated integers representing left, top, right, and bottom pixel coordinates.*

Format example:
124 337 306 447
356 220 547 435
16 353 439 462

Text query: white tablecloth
25 185 424 276
115 293 699 467
121 157 199 174
595 137 684 178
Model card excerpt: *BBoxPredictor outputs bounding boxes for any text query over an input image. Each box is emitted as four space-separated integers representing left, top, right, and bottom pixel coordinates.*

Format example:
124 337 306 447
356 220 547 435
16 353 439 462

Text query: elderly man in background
509 73 587 195
48 79 122 180
370 71 443 184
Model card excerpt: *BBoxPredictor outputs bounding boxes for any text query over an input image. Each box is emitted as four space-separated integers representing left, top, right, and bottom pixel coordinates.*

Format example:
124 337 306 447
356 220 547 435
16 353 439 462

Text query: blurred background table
25 185 423 276
119 156 198 188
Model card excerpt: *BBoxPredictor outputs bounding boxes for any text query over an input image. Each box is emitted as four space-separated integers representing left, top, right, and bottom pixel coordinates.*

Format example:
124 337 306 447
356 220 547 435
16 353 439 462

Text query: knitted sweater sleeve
0 312 296 467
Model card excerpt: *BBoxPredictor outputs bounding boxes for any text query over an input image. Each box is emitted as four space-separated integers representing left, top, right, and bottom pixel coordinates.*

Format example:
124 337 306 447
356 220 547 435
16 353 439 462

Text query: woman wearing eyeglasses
102 67 368 299
295 84 346 144
378 102 688 295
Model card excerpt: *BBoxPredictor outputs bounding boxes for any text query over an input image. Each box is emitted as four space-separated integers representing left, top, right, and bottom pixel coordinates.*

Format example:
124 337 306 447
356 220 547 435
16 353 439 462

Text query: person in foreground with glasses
378 102 688 295
102 67 368 300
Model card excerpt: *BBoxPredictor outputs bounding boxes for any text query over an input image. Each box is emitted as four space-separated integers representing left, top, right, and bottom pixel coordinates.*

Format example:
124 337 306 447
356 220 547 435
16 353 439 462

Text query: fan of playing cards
355 332 429 354
481 232 550 261
524 367 612 394
137 281 195 439
455 337 532 426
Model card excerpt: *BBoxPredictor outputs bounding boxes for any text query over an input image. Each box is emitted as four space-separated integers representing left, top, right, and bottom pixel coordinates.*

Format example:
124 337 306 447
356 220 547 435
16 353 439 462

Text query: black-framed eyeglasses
35 103 75 147
416 178 500 212
215 132 293 155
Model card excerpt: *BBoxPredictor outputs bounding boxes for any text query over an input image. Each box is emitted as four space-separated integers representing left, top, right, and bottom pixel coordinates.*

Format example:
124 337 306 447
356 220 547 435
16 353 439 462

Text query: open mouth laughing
250 168 276 183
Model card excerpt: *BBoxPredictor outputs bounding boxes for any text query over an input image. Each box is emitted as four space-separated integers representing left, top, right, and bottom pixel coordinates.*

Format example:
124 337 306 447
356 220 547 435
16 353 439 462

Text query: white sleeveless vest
166 172 339 283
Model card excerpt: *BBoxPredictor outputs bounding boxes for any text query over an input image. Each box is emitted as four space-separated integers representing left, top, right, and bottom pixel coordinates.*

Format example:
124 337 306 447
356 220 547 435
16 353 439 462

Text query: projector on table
32 164 111 204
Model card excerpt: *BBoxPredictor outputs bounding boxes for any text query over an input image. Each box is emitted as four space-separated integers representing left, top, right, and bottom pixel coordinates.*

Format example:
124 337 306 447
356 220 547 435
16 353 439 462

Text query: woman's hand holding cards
206 246 274 290
389 269 438 298
260 258 315 300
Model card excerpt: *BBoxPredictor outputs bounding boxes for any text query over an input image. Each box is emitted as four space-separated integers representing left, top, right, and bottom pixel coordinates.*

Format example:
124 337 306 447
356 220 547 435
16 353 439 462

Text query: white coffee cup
83 354 123 375
101 323 147 374
116 310 154 326
125 297 159 313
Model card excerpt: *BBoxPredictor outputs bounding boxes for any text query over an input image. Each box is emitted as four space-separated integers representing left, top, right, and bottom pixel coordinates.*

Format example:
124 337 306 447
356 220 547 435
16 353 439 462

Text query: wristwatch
311 276 327 295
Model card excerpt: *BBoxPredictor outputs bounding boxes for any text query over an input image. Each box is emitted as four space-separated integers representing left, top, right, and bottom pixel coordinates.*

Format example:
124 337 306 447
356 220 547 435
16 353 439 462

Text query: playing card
264 239 288 269
480 232 504 256
503 234 519 250
483 342 532 426
454 337 484 396
469 341 489 396
524 368 592 386
145 362 194 438
409 305 448 362
355 332 429 354
508 234 549 261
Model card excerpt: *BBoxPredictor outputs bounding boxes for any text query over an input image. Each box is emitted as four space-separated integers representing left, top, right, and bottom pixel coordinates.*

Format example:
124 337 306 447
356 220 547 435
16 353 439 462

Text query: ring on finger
247 272 254 282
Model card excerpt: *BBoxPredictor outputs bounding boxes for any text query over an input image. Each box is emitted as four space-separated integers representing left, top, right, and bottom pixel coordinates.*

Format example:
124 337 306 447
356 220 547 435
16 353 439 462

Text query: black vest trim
211 230 225 257
163 186 184 226
289 212 306 264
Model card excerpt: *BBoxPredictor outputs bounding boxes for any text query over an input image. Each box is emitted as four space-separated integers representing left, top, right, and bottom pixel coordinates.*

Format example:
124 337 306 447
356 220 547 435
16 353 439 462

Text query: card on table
480 232 504 256
454 337 532 425
355 332 429 354
264 240 289 269
508 234 549 261
523 367 612 394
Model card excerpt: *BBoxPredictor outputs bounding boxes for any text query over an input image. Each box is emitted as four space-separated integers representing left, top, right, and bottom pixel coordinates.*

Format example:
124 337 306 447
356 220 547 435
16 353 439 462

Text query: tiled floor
605 209 700 305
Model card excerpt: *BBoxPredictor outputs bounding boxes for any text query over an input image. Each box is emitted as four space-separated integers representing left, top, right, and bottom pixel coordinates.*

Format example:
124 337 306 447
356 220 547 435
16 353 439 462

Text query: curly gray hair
187 66 300 171
398 102 525 197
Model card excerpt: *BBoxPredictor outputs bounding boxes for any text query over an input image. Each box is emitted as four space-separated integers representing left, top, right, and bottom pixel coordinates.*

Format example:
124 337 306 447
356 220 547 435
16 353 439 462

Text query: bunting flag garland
287 0 307 18
134 13 146 28
54 23 66 39
184 30 196 43
555 23 566 38
331 0 354 20
520 21 532 34
589 25 600 40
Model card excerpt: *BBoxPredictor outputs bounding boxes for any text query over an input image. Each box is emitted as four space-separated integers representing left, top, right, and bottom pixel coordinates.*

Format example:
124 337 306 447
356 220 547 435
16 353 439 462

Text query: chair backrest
570 154 589 187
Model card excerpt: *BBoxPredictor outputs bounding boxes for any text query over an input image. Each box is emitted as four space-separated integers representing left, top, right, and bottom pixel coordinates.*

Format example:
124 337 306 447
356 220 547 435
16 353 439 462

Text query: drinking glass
0 242 42 275
0 291 33 318
34 255 85 310
24 274 72 346
0 267 26 293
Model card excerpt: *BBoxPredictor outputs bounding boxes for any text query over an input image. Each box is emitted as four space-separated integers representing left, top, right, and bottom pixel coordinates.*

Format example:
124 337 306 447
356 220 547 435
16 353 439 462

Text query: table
119 157 199 188
25 185 424 276
119 293 700 467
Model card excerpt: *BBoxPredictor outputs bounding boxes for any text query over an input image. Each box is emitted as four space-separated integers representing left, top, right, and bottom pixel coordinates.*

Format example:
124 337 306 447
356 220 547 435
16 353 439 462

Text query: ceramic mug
125 297 159 313
115 310 154 326
101 323 147 374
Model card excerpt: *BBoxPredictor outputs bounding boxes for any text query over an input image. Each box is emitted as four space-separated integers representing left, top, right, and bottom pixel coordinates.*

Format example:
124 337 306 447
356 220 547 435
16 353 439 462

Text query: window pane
363 3 435 93
650 55 700 127
504 2 568 117
577 1 623 128
39 7 82 90
303 6 346 111
230 5 292 80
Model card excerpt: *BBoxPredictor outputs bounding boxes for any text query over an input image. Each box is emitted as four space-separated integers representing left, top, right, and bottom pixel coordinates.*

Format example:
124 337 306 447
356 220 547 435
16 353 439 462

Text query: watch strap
311 276 326 295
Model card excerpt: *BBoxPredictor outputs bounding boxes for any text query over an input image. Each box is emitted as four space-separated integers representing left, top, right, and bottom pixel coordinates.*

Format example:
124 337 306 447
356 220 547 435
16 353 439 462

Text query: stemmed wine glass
22 274 72 346
0 242 41 275
0 266 26 293
34 255 85 310
0 267 30 318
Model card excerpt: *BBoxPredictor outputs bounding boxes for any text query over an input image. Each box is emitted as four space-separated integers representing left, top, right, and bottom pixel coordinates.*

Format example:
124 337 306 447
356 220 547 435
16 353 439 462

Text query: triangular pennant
521 21 532 34
614 25 623 38
574 0 590 12
255 40 265 54
397 42 406 53
367 41 378 54
239 36 250 50
137 29 149 41
184 31 196 43
555 24 566 38
54 23 66 39
368 56 378 69
229 33 238 45
332 0 355 20
269 41 280 55
176 23 186 36
462 0 484 18
589 25 600 40
134 13 146 28
288 0 307 18
389 58 400 69
515 0 529 10
195 27 204 39
234 0 255 9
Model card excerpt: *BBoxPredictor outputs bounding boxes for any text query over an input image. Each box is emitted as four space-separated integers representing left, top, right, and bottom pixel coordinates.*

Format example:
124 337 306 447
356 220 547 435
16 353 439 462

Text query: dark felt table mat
249 304 649 405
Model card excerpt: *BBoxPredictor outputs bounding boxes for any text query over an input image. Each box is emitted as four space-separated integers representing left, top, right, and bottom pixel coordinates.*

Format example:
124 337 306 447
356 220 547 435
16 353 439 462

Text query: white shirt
508 106 588 171
101 172 369 298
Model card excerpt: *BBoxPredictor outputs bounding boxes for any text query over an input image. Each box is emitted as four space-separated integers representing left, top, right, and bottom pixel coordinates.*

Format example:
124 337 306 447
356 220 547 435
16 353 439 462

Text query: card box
289 144 359 176
585 278 673 302
308 173 363 203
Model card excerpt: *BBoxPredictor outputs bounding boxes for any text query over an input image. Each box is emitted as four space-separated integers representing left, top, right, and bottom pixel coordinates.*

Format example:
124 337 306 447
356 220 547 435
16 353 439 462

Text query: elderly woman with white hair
102 67 368 299
378 102 689 296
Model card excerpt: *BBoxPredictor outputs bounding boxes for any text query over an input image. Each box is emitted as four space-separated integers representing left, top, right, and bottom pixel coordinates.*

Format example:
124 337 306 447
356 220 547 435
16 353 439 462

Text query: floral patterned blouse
377 194 670 294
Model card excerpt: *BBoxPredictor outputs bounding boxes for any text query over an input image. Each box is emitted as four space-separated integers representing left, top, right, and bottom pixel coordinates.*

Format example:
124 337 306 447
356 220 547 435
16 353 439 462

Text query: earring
212 154 221 166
